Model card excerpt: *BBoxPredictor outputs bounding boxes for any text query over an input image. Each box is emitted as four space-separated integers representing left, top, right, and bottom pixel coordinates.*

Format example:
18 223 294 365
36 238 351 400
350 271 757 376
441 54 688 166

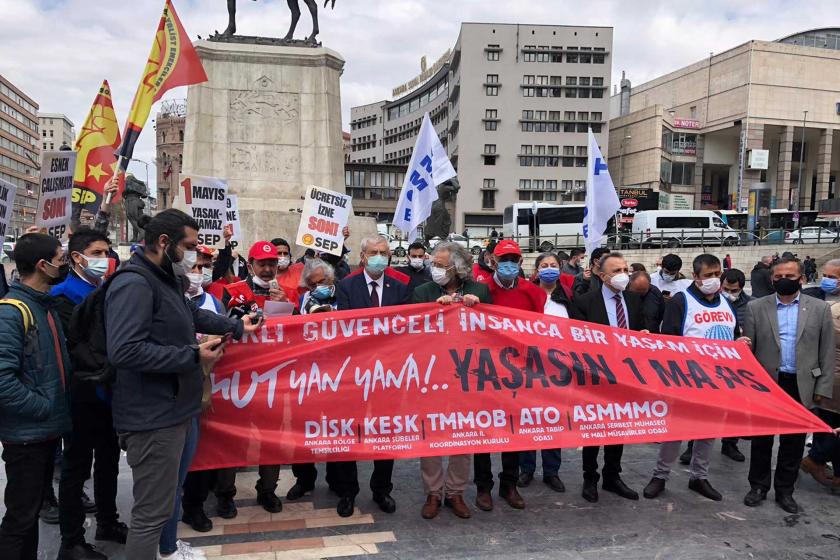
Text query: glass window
486 74 499 84
486 86 499 96
656 216 709 229
483 178 495 189
482 190 495 209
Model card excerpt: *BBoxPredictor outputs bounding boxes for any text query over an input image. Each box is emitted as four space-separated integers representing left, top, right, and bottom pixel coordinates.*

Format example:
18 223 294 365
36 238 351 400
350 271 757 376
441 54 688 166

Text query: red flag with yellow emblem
117 0 207 170
73 80 123 215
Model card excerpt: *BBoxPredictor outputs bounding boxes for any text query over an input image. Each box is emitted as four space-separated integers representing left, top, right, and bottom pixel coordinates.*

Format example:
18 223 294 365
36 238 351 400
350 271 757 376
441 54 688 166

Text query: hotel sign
673 118 701 129
392 49 452 98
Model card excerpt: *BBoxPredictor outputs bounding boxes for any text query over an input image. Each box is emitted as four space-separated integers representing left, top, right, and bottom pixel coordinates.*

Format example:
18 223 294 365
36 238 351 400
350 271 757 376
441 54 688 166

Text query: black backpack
68 264 161 385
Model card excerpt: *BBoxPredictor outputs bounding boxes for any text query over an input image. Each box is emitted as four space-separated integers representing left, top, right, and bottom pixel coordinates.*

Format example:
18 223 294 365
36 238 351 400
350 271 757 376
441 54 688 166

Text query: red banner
191 304 830 471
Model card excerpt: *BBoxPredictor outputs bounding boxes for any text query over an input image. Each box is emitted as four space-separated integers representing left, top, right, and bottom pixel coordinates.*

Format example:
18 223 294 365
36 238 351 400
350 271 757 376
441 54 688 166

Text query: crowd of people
0 208 839 560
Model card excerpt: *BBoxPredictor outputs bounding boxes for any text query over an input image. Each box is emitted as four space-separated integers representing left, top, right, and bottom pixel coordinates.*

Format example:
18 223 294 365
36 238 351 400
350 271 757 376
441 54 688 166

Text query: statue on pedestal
221 0 336 45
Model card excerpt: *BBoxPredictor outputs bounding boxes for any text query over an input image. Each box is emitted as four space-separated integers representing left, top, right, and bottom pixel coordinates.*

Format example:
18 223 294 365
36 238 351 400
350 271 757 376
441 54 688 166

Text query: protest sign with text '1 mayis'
0 177 17 239
190 304 830 471
37 151 77 239
178 174 228 248
296 185 352 257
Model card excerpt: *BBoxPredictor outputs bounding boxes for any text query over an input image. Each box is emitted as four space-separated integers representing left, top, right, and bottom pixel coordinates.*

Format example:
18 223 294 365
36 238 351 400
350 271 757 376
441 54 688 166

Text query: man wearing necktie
334 235 410 518
571 252 645 503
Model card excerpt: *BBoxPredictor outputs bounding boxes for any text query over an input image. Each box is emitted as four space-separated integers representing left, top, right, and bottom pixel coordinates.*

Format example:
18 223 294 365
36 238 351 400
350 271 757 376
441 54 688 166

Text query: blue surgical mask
312 285 335 301
82 256 109 279
538 268 560 284
496 261 520 281
365 254 388 276
820 277 839 294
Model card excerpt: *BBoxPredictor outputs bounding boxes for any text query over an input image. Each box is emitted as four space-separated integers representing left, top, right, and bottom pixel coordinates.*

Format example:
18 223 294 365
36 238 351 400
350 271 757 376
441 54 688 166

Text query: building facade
0 74 40 236
38 113 74 152
608 28 840 217
154 99 186 210
349 22 613 235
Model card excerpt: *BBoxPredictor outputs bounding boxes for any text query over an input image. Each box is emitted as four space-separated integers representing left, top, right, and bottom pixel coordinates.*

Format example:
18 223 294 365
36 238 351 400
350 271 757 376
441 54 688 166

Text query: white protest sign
224 194 241 245
179 174 228 248
0 177 17 239
37 151 76 239
295 185 351 257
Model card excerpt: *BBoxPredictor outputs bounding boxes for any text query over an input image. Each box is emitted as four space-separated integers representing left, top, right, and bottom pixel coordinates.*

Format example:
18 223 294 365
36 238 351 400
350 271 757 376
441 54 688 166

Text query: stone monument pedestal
182 40 375 256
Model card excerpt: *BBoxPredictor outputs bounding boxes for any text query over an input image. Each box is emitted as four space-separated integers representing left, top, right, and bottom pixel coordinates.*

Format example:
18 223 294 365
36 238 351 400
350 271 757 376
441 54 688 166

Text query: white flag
393 113 456 242
583 128 620 256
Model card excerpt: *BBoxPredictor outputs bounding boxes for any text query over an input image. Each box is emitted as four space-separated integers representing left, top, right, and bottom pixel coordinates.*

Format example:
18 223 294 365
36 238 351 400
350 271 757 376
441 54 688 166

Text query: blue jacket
106 250 243 432
0 282 72 443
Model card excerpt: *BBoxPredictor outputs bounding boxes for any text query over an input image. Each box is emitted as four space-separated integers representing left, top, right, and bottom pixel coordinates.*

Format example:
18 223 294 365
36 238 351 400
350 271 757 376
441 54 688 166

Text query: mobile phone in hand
269 279 280 290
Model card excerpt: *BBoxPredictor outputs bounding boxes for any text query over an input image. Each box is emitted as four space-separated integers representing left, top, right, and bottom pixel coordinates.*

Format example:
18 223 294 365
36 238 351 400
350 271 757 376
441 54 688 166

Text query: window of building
566 47 578 63
179 130 184 142
486 74 499 84
550 47 563 63
483 178 496 190
523 75 535 85
523 45 535 62
579 47 592 63
519 179 531 190
484 144 497 154
482 189 495 209
671 162 695 185
593 47 606 64
690 105 697 118
591 112 603 121
485 120 497 131
486 85 499 96
487 45 500 61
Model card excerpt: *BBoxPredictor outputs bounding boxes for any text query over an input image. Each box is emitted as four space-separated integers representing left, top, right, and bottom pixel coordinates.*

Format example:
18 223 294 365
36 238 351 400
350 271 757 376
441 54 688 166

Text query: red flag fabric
190 304 830 471
117 0 207 168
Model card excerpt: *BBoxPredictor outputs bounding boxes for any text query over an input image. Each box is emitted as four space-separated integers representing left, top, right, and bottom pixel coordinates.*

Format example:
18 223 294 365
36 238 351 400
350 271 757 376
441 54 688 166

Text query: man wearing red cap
473 239 546 512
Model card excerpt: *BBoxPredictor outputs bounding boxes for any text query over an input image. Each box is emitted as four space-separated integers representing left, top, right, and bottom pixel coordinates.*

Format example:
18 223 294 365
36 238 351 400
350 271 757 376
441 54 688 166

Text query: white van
632 210 739 248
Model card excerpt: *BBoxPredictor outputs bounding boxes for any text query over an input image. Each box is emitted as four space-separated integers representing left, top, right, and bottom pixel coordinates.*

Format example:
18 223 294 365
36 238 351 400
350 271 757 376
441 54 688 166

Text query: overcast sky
2 0 838 193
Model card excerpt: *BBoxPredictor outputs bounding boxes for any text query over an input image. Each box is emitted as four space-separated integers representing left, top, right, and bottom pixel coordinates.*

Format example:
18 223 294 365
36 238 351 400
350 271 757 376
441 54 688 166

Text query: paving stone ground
2 441 839 559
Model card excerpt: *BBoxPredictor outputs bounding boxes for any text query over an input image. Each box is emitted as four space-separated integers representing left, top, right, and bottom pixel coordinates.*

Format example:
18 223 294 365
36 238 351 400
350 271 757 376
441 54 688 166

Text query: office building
38 112 75 152
0 74 40 236
349 22 613 234
609 28 840 216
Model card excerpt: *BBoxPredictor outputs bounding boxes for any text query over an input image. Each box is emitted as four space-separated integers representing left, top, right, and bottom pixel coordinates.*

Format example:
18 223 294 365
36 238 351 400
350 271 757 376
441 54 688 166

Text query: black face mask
44 261 70 285
774 276 801 296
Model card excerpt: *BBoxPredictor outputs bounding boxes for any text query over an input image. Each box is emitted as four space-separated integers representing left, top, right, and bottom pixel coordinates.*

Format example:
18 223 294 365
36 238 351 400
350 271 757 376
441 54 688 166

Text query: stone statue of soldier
423 178 460 243
123 174 148 243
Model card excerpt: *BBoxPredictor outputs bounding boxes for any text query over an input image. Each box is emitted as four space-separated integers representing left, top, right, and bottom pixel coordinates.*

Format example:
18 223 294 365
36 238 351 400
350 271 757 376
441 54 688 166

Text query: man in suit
334 235 410 518
571 252 643 503
742 257 835 514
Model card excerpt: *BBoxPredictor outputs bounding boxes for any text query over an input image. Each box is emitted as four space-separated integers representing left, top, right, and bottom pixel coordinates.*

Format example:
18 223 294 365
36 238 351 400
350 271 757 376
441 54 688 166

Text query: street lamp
618 133 632 187
794 110 808 213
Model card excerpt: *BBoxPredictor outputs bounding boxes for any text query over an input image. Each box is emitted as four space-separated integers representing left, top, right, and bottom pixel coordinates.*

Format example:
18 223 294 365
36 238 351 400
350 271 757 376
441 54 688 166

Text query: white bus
502 203 590 252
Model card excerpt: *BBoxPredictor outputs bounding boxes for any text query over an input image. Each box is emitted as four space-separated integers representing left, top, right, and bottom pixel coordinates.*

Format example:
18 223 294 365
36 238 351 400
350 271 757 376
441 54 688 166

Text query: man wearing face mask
572 247 610 298
413 242 489 520
644 254 737 503
650 253 692 299
184 245 221 313
477 240 546 511
51 229 128 559
0 234 72 559
743 257 835 514
571 253 644 504
104 209 260 559
563 248 584 276
222 241 287 311
395 241 432 292
333 235 410 518
270 238 304 310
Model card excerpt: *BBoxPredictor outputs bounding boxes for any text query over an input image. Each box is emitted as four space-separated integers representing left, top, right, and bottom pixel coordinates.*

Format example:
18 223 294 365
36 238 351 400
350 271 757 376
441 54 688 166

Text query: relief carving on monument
228 90 300 145
229 144 300 180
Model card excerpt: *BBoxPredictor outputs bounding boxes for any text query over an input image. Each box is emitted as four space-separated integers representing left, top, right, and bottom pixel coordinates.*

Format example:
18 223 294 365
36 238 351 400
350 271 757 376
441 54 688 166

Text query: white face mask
252 275 270 289
277 257 291 270
699 277 721 295
431 266 451 286
173 250 196 276
186 272 203 296
609 272 630 292
409 257 425 270
721 290 740 302
661 272 675 282
201 266 213 287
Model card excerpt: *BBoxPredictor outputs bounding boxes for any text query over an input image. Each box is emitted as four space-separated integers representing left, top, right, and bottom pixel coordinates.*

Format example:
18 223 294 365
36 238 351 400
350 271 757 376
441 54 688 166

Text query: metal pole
794 110 808 212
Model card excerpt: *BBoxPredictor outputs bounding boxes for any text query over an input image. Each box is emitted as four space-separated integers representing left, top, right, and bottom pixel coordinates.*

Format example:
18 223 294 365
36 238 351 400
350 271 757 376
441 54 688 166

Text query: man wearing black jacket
571 252 643 503
105 210 259 560
628 270 664 333
750 256 774 297
394 242 432 292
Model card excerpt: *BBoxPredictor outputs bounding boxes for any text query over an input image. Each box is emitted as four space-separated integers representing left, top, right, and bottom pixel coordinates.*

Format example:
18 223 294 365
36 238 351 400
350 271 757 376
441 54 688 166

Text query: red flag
117 0 207 169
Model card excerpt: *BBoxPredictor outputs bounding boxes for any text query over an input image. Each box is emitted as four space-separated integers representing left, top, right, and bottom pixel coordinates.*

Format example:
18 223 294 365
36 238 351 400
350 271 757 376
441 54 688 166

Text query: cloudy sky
2 0 838 193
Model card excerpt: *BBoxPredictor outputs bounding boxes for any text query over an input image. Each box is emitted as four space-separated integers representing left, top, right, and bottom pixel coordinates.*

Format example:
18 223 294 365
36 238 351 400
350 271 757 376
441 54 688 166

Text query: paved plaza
4 441 839 559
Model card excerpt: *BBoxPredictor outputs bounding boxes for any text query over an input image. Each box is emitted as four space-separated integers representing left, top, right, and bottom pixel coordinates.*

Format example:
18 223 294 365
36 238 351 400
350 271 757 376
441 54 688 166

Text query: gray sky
2 0 838 192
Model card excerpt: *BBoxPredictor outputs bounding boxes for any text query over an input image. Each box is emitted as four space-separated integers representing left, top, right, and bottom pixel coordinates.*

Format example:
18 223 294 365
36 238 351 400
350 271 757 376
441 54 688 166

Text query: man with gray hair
750 255 775 298
298 258 337 314
333 235 410 517
412 242 490 520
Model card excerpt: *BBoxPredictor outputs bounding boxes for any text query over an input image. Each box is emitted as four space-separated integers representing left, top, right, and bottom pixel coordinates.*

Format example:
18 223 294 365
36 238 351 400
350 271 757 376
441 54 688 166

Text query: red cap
493 239 522 257
248 241 278 261
196 245 214 257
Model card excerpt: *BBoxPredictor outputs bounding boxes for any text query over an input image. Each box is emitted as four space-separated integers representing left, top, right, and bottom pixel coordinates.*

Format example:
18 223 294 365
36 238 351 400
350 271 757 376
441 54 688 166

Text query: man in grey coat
742 257 835 514
106 209 260 560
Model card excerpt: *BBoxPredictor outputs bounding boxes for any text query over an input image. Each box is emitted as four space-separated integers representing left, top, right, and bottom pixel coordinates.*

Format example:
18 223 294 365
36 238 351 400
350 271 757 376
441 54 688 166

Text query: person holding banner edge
571 252 644 503
333 235 411 517
413 242 489 520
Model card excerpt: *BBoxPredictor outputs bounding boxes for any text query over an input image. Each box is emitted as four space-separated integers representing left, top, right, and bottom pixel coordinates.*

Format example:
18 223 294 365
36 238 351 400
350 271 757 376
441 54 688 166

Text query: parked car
385 234 410 257
785 227 840 244
1 242 14 264
632 210 739 248
426 234 486 255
